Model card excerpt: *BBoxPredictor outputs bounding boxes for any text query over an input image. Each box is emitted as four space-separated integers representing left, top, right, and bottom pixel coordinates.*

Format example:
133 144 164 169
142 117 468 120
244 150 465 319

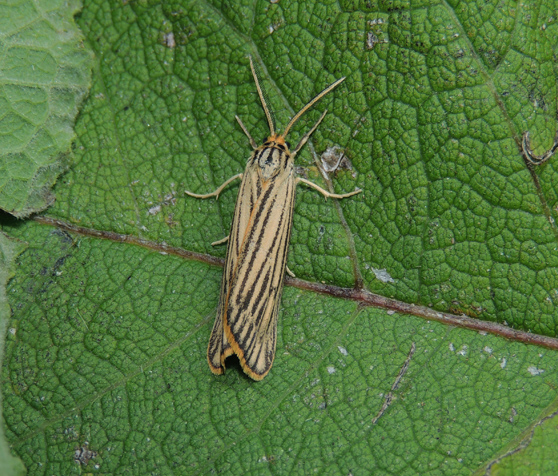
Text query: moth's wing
207 161 261 374
223 167 296 380
207 298 233 374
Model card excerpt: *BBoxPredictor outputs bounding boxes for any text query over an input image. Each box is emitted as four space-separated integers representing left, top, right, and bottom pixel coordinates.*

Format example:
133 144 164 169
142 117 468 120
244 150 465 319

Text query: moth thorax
257 146 288 180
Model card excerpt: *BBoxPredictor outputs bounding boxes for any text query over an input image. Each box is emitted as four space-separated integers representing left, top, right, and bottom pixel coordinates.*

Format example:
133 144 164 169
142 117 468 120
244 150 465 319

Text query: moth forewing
207 148 295 380
186 58 361 380
206 164 258 375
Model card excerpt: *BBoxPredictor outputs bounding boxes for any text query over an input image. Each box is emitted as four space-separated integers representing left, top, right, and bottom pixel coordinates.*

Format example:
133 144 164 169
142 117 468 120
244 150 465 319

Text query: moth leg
185 173 243 199
211 235 229 246
235 115 258 149
286 265 295 278
296 177 362 200
522 131 558 166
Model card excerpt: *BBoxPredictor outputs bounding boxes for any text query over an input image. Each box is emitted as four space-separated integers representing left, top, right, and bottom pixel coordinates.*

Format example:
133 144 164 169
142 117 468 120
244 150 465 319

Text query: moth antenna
282 76 345 139
235 115 258 149
249 56 275 136
291 109 328 157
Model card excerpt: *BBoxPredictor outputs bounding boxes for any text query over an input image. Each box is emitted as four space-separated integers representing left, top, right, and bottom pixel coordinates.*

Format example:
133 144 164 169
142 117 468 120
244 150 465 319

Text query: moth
186 58 361 380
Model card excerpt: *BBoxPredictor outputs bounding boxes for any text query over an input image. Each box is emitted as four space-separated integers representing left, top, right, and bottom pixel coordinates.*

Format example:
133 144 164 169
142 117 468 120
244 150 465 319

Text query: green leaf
4 220 558 475
491 412 558 476
2 0 558 474
0 232 27 476
0 0 93 217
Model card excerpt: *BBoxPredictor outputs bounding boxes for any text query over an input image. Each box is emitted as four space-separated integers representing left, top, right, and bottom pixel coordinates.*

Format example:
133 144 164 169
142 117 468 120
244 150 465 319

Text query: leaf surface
2 0 558 474
0 232 26 476
0 0 92 217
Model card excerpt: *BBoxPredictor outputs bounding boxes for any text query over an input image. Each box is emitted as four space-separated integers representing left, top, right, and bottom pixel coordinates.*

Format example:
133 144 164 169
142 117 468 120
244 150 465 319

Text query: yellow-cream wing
225 163 295 380
207 148 295 379
206 157 259 374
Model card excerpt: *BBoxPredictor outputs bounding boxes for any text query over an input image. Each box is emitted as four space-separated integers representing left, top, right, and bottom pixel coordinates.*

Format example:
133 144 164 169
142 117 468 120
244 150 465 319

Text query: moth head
248 56 344 158
264 134 290 152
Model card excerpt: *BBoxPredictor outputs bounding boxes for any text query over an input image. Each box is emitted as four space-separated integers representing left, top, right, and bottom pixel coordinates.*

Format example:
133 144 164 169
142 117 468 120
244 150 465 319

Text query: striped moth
186 58 361 380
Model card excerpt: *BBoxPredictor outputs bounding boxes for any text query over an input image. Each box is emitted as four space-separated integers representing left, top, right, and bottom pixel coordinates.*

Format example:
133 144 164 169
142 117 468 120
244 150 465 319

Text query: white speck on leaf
338 346 348 356
367 31 379 49
148 205 161 215
327 366 336 374
527 366 544 376
483 346 493 354
500 358 507 369
74 442 97 465
449 343 455 352
321 146 344 172
372 268 395 283
164 32 175 48
367 17 388 49
457 345 468 356
268 22 281 34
